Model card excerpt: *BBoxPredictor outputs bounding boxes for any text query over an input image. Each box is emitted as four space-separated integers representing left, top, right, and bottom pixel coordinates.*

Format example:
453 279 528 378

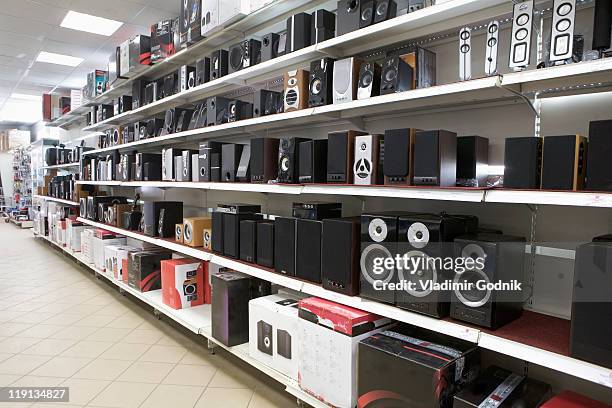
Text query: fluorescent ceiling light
11 93 42 101
36 51 84 67
60 10 123 36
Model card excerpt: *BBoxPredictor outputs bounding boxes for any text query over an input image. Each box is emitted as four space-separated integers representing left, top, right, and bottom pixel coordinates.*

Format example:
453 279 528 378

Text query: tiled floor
0 224 298 408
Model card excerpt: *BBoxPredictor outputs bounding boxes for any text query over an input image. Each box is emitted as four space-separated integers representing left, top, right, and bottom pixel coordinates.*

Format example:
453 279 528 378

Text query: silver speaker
509 0 534 70
353 135 380 185
333 57 360 104
550 0 576 63
459 27 471 81
485 20 499 76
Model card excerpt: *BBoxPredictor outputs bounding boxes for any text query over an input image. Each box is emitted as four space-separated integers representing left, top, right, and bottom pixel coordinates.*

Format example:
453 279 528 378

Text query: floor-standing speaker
451 233 526 329
322 217 360 295
327 130 367 183
274 217 297 276
413 130 457 187
570 239 612 369
251 138 280 183
299 139 328 183
383 128 414 185
503 137 542 189
542 135 587 191
457 136 489 187
586 120 612 191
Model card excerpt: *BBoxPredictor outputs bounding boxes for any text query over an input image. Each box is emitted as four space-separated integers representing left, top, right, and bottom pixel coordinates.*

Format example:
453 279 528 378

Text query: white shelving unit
42 162 81 170
32 195 79 206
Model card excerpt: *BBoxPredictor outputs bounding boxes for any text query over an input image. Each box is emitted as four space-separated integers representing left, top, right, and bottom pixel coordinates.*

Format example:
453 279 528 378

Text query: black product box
128 251 172 292
128 35 151 74
453 366 552 408
358 325 480 408
150 19 179 64
132 80 147 109
211 270 271 347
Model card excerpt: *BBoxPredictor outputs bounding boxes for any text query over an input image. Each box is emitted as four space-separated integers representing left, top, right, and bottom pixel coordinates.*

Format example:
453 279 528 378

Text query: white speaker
550 0 576 63
182 150 191 180
353 135 381 185
333 57 360 104
191 154 199 181
485 20 500 76
509 0 534 70
459 27 471 81
162 148 174 181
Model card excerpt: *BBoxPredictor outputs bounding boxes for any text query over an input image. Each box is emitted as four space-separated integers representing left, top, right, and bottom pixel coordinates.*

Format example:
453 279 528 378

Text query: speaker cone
360 244 394 285
310 78 322 95
398 250 436 297
230 46 243 70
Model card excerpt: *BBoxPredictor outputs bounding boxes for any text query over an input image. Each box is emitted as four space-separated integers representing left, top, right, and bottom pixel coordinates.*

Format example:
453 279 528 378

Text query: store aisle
0 224 297 408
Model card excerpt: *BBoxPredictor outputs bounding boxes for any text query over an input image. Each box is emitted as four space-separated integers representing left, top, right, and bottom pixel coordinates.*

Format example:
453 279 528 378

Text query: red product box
161 258 209 309
542 391 611 408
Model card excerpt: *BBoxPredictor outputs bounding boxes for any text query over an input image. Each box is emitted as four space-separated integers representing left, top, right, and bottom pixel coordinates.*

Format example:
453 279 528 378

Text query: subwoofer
253 89 283 117
333 57 361 104
585 120 612 191
284 69 309 112
509 0 534 70
228 39 261 74
285 13 312 54
337 0 361 36
353 134 382 185
383 128 414 185
503 137 542 189
357 61 381 100
322 217 360 295
451 233 525 329
143 201 183 237
299 139 328 183
413 130 457 187
196 57 210 86
207 96 231 126
209 49 228 80
261 33 280 62
278 137 310 183
221 144 244 182
228 100 253 122
380 56 413 95
327 130 366 183
250 138 279 183
308 58 335 107
541 135 587 191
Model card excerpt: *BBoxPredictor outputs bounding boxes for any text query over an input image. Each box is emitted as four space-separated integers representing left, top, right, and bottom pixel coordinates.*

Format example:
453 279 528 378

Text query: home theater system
30 0 612 407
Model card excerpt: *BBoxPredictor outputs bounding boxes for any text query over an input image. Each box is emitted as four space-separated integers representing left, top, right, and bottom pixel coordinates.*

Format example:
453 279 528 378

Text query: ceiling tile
68 0 146 23
0 1 68 26
129 0 179 13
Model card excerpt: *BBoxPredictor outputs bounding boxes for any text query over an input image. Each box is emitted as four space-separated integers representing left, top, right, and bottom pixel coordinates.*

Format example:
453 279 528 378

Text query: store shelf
32 195 79 206
485 189 612 208
42 162 80 170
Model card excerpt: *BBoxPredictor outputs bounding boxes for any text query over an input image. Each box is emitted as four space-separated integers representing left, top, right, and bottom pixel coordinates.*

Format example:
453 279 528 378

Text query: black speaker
188 102 207 130
395 213 475 318
223 212 262 259
274 217 297 276
196 57 210 86
373 0 397 24
451 233 525 329
542 135 587 191
592 0 612 52
383 128 413 185
299 139 328 183
143 201 183 237
413 130 457 187
457 136 489 187
503 137 542 189
256 221 275 268
308 58 335 107
286 13 312 54
360 213 398 304
210 49 228 81
253 90 283 117
322 217 360 295
212 212 224 254
311 9 335 43
131 79 147 109
211 153 221 182
162 72 178 99
261 33 280 62
161 108 193 136
117 95 132 114
198 141 224 182
145 118 164 138
240 219 261 263
236 145 251 182
586 120 612 191
570 239 612 369
228 100 253 122
296 219 323 283
228 39 261 74
250 138 279 183
278 137 310 183
135 153 162 181
357 61 381 100
359 0 375 28
221 144 244 182
380 56 413 95
207 96 231 126
337 0 361 36
327 130 366 183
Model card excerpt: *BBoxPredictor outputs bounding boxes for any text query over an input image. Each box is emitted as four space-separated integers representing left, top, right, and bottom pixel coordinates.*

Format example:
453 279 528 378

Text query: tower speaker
308 58 335 107
509 0 534 70
250 138 280 183
383 128 414 185
333 57 361 104
503 137 542 189
542 135 587 191
586 120 612 191
413 130 457 187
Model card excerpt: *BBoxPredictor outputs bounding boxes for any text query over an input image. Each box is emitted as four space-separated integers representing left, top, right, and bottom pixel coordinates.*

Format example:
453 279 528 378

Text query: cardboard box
128 251 172 292
541 391 611 408
358 325 481 408
249 294 301 381
92 232 126 271
81 229 95 264
298 297 392 408
161 258 208 309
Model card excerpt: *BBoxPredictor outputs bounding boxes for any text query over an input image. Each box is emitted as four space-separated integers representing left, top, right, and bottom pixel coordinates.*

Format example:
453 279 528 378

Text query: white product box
70 89 82 110
298 297 392 408
93 236 127 271
249 294 301 381
200 0 250 37
81 229 95 264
